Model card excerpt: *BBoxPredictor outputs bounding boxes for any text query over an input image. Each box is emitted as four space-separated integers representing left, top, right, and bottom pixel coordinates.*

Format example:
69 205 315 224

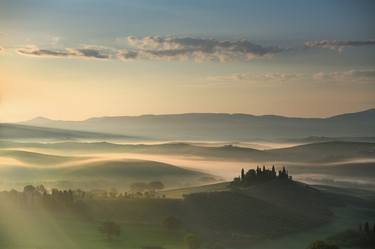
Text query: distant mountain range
16 108 375 140
0 123 135 141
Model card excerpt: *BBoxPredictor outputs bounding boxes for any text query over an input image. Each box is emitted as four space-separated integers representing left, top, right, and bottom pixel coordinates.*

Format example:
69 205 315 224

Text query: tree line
232 165 292 186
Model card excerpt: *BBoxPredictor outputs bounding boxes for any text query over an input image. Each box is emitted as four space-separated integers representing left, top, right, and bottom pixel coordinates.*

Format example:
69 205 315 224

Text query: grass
252 205 375 249
0 208 186 249
161 182 230 198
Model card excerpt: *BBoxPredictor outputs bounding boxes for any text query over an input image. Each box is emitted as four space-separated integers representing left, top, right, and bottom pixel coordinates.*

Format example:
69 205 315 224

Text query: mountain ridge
22 108 375 122
16 108 375 140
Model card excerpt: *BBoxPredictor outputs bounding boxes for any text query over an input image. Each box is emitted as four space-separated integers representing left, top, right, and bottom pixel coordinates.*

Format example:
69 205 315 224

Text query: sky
1 0 375 122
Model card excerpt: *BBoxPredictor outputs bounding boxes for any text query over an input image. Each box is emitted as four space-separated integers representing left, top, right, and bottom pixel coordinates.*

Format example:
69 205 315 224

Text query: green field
0 204 186 249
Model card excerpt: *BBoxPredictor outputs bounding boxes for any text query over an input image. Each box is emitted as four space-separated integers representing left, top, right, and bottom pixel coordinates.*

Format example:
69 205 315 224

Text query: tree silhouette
23 185 35 193
148 181 165 191
99 221 121 240
364 222 370 234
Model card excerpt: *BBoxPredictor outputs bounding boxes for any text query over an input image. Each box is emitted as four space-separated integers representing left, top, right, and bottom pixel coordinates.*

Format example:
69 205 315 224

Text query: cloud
312 69 375 82
75 48 111 59
118 36 283 62
305 40 375 52
208 69 375 85
17 45 112 59
207 72 302 83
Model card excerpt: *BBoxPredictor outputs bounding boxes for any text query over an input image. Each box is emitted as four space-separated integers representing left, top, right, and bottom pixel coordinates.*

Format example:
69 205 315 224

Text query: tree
148 181 165 191
23 185 36 193
184 233 201 249
99 221 121 240
36 184 47 195
364 222 370 234
306 240 339 249
162 216 182 231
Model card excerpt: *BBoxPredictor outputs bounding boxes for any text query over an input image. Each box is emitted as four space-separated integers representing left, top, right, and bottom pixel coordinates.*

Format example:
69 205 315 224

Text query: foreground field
0 209 185 249
0 178 374 249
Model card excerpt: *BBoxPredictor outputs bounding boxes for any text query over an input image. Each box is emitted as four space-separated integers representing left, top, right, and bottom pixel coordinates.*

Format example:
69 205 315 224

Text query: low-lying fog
1 139 375 190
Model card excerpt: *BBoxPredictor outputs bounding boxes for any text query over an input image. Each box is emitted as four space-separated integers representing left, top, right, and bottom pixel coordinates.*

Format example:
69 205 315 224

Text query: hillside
0 159 217 190
20 109 375 140
0 150 85 166
1 140 374 163
268 141 375 162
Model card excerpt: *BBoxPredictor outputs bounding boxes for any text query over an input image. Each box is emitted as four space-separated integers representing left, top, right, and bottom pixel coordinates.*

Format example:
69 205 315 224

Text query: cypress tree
364 222 370 234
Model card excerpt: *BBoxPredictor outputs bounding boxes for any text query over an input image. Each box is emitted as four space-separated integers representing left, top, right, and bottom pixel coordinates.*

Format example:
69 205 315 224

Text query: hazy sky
1 0 375 121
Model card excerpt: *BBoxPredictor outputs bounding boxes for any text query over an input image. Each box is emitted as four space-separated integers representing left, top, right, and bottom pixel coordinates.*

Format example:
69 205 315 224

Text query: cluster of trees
359 221 375 235
0 184 86 210
0 183 164 211
89 187 166 200
232 166 291 186
0 180 166 205
307 221 375 249
357 221 375 247
129 181 165 192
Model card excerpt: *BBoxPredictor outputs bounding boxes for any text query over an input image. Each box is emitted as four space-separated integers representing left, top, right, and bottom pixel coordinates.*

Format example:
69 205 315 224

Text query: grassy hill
0 149 86 166
269 141 375 162
0 159 217 190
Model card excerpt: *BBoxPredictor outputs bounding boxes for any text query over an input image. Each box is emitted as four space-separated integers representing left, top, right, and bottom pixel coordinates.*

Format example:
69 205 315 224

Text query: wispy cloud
207 72 303 83
305 39 375 52
15 36 375 62
17 45 113 60
207 69 375 85
118 36 283 62
313 69 375 82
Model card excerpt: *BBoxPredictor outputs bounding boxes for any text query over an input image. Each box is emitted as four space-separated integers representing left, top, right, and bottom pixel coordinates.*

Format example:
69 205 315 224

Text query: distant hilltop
232 166 292 186
18 109 375 140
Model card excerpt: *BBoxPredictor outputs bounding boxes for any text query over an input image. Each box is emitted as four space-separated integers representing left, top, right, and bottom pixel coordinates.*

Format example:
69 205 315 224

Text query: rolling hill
0 150 86 166
1 140 374 163
0 159 218 190
20 109 375 140
268 141 375 162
